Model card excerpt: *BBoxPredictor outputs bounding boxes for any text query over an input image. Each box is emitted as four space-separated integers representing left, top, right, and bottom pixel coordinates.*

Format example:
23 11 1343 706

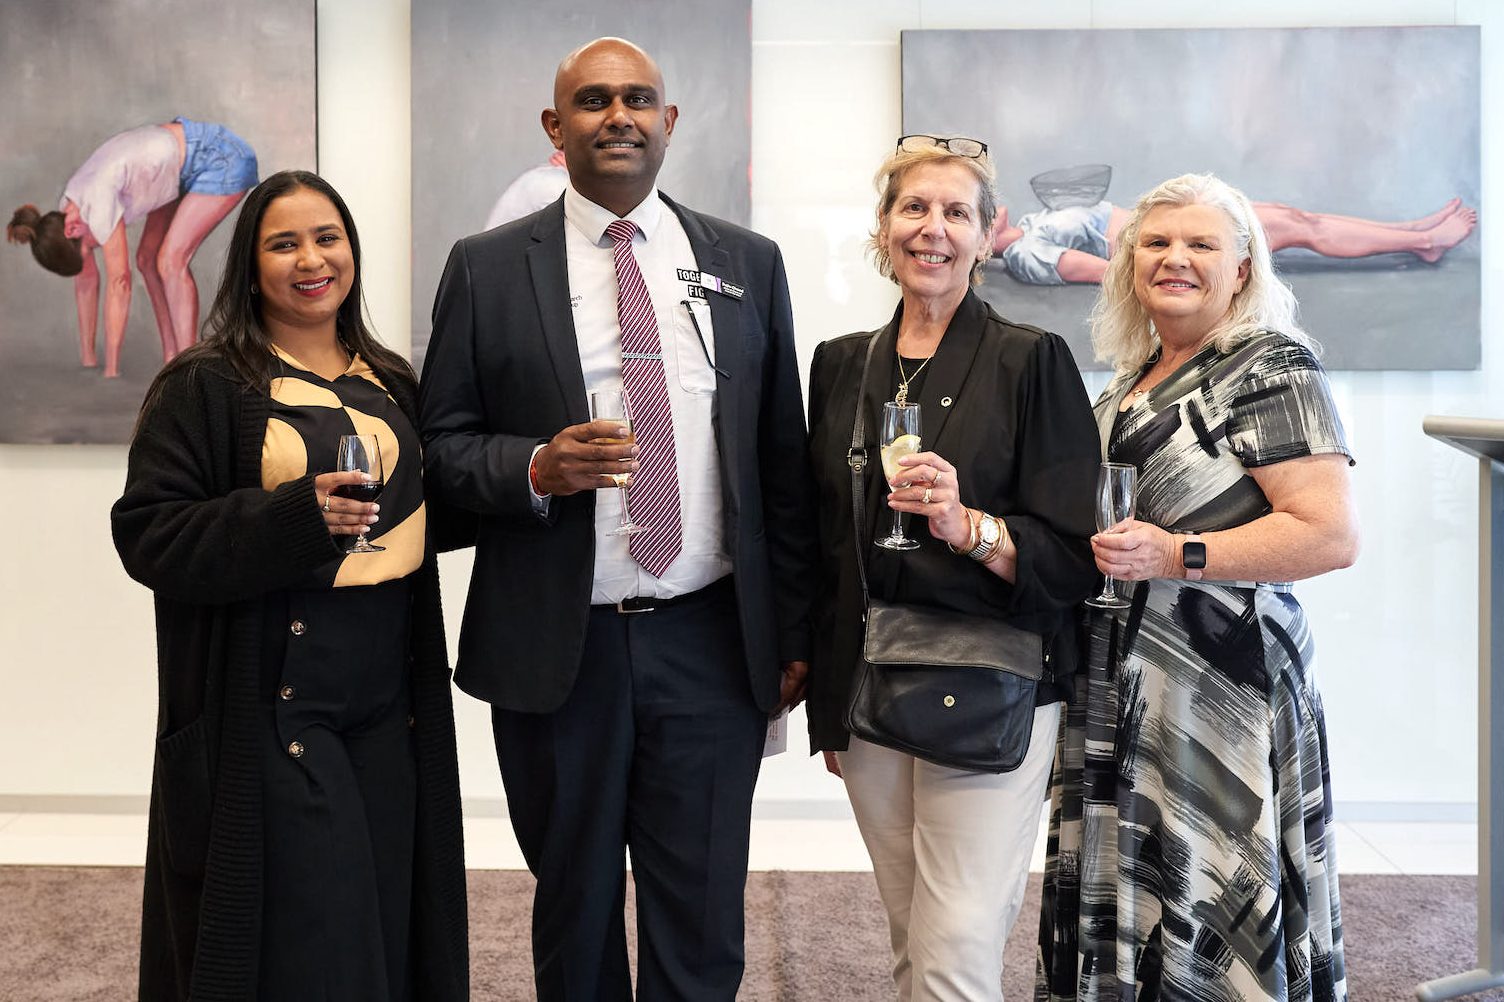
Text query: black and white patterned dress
1036 332 1352 1002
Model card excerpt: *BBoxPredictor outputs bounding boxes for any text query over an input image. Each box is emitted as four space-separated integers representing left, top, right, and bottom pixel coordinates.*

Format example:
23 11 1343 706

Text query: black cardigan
112 353 468 1001
804 291 1101 752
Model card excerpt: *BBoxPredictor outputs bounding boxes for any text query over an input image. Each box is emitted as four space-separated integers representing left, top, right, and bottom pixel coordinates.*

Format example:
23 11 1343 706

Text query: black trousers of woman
258 578 417 1002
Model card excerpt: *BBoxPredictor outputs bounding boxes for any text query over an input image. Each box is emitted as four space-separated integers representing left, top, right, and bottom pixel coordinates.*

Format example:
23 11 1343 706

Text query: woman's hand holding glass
1090 518 1179 581
314 470 380 537
885 450 973 550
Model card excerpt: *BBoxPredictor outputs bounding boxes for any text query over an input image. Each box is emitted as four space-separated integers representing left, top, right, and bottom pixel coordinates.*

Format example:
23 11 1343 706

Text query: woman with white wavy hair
1036 172 1359 1002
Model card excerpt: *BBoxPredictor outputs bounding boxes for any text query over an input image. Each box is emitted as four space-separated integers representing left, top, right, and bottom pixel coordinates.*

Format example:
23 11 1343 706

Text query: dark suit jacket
419 193 815 714
804 290 1101 751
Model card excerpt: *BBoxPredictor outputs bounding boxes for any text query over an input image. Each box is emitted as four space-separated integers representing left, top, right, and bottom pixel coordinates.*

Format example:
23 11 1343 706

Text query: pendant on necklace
895 383 910 407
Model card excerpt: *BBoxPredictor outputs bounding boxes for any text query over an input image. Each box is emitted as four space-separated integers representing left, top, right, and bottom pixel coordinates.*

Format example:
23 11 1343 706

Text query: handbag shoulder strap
848 333 883 610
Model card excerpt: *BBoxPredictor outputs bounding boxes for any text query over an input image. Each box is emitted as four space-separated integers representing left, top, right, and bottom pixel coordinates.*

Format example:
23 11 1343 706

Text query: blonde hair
1090 173 1314 374
869 142 997 288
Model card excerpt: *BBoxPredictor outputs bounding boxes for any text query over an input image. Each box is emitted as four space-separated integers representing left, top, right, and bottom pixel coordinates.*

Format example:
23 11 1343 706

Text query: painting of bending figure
0 0 314 443
8 118 257 377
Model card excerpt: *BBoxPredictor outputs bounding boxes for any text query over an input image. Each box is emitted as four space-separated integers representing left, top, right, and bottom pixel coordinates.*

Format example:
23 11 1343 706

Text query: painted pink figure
7 118 258 376
990 195 1477 285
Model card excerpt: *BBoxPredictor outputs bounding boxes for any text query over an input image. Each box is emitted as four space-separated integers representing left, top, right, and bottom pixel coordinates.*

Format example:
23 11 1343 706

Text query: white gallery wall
0 0 1496 821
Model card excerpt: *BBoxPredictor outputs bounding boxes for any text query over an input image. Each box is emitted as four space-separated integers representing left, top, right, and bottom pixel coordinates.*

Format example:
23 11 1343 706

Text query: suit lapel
911 291 987 459
665 195 738 464
865 293 984 594
862 315 901 560
527 198 589 425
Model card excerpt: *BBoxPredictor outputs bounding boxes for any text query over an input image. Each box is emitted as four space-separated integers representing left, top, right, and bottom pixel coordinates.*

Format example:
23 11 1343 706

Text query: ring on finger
923 487 933 505
321 493 332 513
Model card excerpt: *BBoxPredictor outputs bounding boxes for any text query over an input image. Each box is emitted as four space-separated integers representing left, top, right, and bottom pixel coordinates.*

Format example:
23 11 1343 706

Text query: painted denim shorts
175 117 259 196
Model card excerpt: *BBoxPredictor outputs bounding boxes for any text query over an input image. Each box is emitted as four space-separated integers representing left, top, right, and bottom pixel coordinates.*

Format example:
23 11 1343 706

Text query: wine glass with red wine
335 433 385 554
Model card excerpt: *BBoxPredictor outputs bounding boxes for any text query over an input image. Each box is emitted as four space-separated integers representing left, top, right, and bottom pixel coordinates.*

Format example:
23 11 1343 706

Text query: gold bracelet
947 508 981 556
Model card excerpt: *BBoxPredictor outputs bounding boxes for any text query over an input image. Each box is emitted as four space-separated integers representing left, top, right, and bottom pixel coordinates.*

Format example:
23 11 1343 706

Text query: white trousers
838 701 1061 1002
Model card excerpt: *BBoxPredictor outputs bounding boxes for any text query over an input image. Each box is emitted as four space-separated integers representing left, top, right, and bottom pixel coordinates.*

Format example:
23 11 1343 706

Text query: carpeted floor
0 866 1495 1000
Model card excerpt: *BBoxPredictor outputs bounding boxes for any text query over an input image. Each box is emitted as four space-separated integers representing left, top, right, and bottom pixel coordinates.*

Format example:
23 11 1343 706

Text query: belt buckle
615 598 655 614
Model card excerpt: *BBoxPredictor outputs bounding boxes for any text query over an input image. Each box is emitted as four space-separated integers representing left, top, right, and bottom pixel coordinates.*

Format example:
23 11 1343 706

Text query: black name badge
678 266 744 301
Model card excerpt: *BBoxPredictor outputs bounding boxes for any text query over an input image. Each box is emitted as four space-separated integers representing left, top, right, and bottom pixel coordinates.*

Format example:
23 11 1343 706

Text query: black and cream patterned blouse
261 345 425 587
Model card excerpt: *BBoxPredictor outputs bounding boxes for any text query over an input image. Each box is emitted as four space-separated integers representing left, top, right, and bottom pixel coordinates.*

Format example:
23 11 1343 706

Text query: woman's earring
250 282 260 295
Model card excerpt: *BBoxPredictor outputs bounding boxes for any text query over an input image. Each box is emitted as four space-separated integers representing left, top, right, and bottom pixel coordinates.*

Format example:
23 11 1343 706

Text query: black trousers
493 576 768 1001
259 579 417 1002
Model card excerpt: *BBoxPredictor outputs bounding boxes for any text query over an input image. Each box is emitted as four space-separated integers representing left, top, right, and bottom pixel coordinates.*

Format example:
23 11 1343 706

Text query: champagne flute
590 389 642 536
1086 461 1137 608
875 402 922 551
335 433 386 554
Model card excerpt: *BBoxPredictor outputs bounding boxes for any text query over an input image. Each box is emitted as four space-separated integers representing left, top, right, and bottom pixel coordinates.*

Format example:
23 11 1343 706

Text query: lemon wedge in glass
880 434 922 480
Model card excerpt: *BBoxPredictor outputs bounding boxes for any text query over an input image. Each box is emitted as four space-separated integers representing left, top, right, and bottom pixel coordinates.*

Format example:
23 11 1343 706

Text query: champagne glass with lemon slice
875 402 922 551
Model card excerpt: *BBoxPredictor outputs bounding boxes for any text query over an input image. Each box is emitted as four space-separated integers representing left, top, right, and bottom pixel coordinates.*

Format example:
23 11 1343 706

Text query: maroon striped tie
605 219 682 577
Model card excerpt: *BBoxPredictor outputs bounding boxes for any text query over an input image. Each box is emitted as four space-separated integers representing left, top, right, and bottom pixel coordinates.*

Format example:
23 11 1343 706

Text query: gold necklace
895 350 934 407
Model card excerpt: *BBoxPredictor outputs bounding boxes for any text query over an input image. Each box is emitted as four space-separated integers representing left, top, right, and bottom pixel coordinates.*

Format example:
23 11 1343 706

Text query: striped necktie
605 218 682 577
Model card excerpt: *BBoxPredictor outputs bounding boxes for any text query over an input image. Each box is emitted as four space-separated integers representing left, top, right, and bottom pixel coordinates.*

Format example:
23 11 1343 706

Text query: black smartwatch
1182 533 1206 581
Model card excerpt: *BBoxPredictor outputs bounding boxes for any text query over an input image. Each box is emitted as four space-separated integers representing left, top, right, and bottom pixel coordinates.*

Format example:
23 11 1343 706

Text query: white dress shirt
555 183 730 603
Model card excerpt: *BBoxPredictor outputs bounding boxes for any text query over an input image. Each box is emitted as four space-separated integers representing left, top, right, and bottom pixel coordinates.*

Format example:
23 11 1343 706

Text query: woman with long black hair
113 170 468 1001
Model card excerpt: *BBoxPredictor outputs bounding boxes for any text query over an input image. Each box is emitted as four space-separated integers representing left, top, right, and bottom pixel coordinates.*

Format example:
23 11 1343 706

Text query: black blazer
419 193 816 714
804 291 1101 751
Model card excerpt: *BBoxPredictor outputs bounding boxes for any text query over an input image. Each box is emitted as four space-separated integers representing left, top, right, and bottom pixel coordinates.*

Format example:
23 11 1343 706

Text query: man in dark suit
418 37 815 1001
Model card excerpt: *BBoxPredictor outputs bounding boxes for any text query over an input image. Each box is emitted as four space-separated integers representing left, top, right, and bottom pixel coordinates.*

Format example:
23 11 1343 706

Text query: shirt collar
270 342 361 379
563 182 663 247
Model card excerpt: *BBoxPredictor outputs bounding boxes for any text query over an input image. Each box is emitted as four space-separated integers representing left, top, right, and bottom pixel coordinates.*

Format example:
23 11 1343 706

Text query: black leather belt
594 577 731 615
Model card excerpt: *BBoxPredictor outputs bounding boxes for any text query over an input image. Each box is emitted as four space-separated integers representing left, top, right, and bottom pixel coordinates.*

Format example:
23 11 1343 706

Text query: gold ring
923 487 933 505
321 493 332 513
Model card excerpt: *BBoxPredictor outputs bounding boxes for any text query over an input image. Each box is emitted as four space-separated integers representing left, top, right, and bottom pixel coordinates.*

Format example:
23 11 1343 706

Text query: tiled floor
0 807 1479 875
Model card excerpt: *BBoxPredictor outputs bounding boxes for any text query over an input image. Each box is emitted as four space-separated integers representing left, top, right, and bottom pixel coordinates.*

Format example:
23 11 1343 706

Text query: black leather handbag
842 334 1045 773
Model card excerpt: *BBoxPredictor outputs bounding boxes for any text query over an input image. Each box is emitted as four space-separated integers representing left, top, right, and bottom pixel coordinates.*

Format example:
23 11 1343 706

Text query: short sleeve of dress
1225 338 1354 468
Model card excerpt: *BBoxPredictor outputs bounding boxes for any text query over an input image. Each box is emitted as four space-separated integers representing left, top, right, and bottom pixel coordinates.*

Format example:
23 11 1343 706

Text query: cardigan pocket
154 715 212 876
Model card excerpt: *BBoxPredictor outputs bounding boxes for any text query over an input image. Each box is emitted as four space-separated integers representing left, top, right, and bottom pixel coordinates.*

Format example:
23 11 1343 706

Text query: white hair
1090 172 1316 374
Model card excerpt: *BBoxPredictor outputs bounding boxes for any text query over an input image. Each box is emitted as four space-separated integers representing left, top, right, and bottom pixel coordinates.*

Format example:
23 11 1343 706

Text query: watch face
1183 540 1208 570
980 518 1000 544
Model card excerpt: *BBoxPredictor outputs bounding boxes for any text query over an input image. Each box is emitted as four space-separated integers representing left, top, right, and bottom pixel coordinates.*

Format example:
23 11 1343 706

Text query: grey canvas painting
0 0 317 443
410 0 752 371
901 26 1481 370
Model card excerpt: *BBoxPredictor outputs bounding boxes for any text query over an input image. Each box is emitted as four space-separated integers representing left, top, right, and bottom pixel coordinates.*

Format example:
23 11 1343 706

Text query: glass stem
891 508 904 539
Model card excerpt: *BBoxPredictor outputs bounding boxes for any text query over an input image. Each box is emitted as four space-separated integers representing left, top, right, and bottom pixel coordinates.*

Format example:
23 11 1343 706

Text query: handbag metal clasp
847 447 867 473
